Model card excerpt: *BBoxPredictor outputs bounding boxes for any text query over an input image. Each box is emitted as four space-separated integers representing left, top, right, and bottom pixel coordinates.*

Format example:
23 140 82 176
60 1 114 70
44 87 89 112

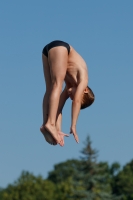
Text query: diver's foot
40 125 57 145
45 123 63 146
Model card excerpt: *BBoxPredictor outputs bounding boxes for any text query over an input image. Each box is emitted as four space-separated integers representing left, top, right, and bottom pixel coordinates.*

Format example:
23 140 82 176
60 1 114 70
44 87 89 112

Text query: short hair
81 86 95 109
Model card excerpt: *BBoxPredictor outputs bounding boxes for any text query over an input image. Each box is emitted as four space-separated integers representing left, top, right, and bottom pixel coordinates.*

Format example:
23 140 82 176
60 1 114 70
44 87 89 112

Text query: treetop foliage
0 136 133 200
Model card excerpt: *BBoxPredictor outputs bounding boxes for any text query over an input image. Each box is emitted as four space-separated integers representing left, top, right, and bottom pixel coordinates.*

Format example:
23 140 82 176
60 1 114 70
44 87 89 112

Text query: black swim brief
42 40 70 57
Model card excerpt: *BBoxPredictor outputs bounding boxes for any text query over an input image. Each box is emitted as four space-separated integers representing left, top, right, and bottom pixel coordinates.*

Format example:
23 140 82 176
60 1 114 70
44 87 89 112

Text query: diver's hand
57 131 69 146
70 126 79 143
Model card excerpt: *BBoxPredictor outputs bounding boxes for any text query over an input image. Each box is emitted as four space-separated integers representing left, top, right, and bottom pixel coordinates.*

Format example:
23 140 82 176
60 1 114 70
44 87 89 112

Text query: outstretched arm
70 81 87 143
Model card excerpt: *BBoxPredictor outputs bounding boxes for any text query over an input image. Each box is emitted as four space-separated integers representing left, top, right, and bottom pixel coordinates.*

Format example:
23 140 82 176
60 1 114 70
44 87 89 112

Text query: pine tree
72 136 120 200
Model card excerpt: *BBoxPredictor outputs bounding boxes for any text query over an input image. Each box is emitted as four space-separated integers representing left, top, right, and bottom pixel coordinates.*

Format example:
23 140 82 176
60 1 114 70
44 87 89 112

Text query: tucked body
40 40 94 146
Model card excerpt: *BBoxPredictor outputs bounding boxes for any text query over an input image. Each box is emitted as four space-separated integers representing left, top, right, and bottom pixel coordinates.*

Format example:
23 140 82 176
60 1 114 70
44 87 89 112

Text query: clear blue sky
0 0 133 188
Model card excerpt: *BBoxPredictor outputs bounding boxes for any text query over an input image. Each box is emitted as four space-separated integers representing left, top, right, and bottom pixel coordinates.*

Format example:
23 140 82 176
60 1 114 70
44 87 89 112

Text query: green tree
110 162 121 177
72 136 119 200
48 159 83 183
47 159 84 199
1 136 128 200
112 160 133 200
1 171 55 200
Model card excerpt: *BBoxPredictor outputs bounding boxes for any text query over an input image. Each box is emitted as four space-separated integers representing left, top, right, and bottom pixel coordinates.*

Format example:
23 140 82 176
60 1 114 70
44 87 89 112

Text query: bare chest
65 68 78 87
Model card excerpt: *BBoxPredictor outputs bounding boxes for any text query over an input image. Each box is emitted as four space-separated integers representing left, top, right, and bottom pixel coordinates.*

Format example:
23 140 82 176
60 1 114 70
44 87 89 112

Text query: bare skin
40 126 57 145
41 44 88 145
41 48 69 146
40 125 68 146
64 46 88 143
40 112 69 146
